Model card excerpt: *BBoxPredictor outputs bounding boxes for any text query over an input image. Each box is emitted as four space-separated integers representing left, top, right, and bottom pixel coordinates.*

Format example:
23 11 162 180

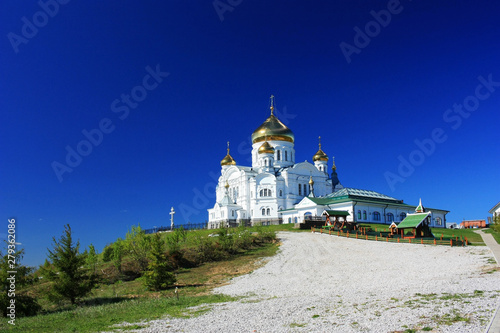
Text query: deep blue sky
1 1 499 267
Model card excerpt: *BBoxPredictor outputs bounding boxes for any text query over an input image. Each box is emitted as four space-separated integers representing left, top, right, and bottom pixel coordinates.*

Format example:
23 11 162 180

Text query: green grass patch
483 228 500 245
0 294 237 332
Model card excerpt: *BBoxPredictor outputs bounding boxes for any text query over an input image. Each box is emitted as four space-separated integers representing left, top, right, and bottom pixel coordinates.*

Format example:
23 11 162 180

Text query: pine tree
144 233 176 291
41 224 97 305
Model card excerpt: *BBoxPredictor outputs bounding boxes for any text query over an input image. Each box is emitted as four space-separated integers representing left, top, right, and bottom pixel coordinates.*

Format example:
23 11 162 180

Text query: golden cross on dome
227 141 230 154
270 95 275 115
318 136 322 149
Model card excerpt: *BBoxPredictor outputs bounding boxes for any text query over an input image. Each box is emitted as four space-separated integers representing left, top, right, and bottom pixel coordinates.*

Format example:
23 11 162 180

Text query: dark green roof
397 213 429 229
325 188 403 204
323 210 350 216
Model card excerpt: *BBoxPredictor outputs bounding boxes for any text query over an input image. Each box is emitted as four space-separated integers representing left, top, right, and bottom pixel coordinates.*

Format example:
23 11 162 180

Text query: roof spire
227 141 230 154
270 95 275 116
318 136 322 149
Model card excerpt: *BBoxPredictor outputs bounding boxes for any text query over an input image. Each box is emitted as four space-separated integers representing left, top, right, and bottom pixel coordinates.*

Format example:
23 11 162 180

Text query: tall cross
270 95 275 115
170 207 175 230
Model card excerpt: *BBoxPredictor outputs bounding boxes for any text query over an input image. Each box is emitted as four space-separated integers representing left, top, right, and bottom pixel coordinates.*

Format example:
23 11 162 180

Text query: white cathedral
207 96 448 229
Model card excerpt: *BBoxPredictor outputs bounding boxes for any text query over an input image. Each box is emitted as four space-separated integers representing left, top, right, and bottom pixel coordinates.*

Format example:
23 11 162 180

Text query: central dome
251 114 294 144
252 95 294 144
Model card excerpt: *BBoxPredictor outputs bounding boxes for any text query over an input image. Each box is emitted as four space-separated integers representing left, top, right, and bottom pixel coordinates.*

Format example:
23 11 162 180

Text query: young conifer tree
144 233 176 291
41 224 97 304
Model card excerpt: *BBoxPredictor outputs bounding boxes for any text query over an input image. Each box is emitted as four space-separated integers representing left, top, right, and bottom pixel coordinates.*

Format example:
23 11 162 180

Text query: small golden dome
251 95 294 144
309 176 314 185
313 136 328 161
220 141 236 166
258 141 275 154
225 181 230 189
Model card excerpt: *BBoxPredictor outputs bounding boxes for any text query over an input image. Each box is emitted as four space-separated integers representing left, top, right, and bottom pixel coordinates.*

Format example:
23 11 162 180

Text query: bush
102 244 114 262
0 293 41 317
143 234 176 291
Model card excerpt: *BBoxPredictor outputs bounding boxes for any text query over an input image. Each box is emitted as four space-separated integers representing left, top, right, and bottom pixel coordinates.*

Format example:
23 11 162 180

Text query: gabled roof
397 212 430 229
489 201 500 214
323 210 350 217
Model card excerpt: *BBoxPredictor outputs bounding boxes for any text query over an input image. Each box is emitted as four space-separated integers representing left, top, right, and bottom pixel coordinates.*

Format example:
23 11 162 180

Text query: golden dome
309 176 314 185
313 136 328 162
220 141 236 166
258 141 275 154
251 95 294 144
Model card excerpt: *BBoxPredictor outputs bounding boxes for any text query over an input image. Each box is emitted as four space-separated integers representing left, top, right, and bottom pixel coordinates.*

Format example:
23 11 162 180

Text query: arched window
262 208 265 216
294 217 298 223
266 208 270 215
277 150 281 161
269 190 272 197
387 213 394 222
357 210 361 219
303 184 307 196
400 212 407 221
363 211 367 220
288 217 291 223
373 212 381 221
298 184 302 196
260 189 263 197
285 151 288 161
436 217 442 226
279 190 283 197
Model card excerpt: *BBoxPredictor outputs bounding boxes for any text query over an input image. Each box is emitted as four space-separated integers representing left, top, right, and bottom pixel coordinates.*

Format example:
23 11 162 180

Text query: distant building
446 222 458 229
459 220 487 229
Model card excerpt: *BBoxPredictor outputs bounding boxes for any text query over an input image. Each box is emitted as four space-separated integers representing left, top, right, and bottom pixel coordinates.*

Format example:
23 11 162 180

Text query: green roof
323 210 350 216
325 188 403 203
397 213 429 229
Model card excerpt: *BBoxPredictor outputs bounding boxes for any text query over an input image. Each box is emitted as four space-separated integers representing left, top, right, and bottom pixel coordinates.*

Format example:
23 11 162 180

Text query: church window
266 208 270 215
387 213 394 222
294 217 298 223
357 210 361 219
303 184 307 196
436 217 442 225
363 211 367 220
262 208 265 216
285 151 288 161
277 150 281 161
400 212 407 221
373 211 381 221
232 210 234 217
260 189 263 197
298 184 302 196
269 190 272 197
279 190 282 197
288 217 291 223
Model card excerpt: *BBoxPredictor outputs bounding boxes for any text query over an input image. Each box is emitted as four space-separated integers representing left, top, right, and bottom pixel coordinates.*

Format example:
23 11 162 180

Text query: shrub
143 234 176 291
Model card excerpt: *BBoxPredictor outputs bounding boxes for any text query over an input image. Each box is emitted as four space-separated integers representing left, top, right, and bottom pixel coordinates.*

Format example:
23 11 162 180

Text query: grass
0 294 237 332
0 240 280 333
483 228 500 244
358 223 485 245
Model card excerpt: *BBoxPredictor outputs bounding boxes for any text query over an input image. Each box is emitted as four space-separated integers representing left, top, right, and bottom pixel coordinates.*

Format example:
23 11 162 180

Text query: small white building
489 202 500 224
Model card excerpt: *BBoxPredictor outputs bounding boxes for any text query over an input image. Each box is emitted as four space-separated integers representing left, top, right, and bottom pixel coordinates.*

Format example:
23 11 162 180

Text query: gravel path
137 231 500 333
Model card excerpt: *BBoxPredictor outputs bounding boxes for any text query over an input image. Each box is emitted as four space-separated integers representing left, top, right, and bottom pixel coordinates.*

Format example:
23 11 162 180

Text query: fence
311 227 467 247
144 222 208 234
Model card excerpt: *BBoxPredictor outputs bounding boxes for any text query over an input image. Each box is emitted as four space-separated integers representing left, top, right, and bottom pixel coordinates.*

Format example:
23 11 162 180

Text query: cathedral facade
207 96 341 229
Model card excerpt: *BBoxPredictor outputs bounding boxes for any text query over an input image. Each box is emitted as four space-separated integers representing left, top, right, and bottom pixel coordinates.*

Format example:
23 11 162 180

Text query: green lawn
357 223 485 245
483 228 500 244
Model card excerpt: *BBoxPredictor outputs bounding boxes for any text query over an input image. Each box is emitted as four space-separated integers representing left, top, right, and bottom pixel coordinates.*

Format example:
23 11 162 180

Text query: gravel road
137 231 500 333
